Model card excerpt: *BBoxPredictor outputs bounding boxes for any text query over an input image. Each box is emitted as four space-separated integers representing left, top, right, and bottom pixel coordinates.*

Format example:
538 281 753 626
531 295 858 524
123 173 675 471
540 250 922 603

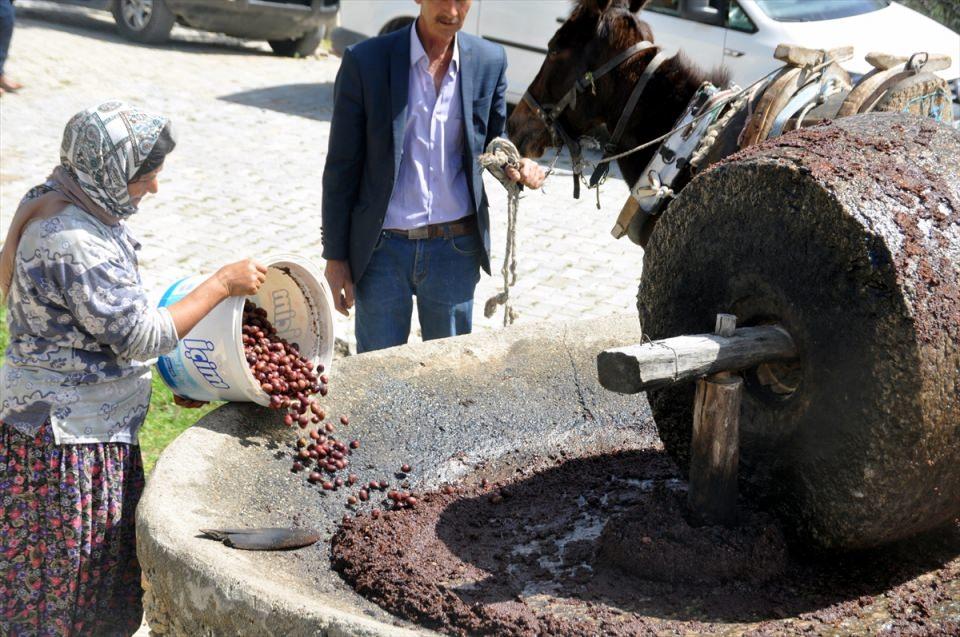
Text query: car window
753 0 892 22
644 0 728 19
644 0 680 16
726 0 757 32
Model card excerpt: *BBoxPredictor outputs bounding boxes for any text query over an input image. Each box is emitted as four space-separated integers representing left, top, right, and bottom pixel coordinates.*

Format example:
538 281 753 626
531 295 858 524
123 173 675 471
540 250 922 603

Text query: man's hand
505 158 546 190
324 259 355 317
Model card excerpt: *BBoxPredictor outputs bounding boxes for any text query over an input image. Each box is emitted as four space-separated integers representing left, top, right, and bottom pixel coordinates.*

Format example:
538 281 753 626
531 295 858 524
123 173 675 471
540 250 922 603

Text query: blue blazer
321 25 508 283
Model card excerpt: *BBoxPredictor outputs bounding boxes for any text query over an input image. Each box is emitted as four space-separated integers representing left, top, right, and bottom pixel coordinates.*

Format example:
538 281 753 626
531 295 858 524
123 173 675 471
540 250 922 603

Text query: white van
330 0 959 114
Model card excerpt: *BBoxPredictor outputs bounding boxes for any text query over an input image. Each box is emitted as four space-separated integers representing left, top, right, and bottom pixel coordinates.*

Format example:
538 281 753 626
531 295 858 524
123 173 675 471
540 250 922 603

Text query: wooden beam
597 324 796 394
688 373 743 526
865 51 952 72
774 44 854 67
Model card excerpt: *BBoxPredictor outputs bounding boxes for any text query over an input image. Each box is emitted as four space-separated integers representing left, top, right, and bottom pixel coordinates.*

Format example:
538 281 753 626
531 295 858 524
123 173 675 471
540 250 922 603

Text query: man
0 0 24 95
321 0 544 353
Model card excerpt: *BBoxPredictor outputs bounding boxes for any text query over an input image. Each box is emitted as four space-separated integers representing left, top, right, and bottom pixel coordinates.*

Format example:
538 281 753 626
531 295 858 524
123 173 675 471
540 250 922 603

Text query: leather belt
385 217 477 240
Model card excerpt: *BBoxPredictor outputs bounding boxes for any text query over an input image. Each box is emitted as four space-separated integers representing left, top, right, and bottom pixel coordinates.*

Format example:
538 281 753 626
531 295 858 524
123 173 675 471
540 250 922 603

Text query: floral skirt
0 423 145 637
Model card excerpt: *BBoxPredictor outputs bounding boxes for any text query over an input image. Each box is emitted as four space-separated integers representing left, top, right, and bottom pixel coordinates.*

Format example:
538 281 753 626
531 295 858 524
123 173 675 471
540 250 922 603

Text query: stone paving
0 0 642 352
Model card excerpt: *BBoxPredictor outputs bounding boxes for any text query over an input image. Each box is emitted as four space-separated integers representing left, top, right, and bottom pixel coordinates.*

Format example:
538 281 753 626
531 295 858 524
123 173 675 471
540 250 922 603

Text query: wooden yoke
598 314 799 527
838 51 954 117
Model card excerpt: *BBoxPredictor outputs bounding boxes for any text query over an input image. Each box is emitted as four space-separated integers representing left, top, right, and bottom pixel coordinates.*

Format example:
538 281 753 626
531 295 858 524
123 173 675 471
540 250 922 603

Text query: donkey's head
507 0 655 157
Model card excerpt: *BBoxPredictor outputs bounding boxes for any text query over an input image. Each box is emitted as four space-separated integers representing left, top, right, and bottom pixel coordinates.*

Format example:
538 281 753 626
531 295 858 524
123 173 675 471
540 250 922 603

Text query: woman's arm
166 259 267 338
33 224 266 361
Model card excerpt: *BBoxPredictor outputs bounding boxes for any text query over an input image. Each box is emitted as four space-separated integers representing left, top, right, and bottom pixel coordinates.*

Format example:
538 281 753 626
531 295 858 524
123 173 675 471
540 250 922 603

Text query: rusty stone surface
639 113 960 550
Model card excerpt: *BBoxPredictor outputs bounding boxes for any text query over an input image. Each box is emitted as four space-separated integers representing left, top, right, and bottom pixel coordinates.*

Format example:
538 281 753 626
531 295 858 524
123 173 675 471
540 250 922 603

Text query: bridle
521 40 668 198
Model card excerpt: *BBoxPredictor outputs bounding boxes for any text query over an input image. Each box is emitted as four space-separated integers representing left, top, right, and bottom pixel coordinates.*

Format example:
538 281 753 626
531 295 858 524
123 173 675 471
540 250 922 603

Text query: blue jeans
354 229 482 353
0 0 13 77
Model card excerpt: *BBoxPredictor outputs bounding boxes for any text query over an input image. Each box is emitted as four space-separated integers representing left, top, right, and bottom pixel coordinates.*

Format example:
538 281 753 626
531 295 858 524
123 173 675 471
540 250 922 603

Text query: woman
0 100 265 636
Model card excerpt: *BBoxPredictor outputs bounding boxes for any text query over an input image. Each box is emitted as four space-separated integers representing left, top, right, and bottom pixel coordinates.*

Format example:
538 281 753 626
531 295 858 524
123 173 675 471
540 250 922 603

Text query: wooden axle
597 323 796 395
598 315 795 527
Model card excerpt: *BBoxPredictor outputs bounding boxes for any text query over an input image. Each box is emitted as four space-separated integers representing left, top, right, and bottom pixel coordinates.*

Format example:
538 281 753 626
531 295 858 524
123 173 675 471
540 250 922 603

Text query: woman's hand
168 258 268 338
215 259 268 297
173 394 207 409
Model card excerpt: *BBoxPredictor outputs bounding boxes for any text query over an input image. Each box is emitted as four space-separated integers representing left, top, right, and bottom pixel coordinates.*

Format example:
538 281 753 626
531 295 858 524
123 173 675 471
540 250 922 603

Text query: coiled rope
478 138 522 326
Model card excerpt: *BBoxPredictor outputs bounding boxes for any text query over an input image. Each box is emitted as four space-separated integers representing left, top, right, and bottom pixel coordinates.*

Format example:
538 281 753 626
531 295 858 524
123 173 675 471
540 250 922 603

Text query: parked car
53 0 339 56
330 0 959 115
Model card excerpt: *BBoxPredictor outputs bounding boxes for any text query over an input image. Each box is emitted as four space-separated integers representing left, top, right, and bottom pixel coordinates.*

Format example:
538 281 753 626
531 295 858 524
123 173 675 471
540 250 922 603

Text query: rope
689 87 752 169
478 138 523 326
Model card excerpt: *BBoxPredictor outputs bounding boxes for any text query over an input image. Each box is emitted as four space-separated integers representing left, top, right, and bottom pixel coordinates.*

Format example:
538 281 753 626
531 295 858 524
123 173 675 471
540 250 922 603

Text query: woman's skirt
0 423 145 637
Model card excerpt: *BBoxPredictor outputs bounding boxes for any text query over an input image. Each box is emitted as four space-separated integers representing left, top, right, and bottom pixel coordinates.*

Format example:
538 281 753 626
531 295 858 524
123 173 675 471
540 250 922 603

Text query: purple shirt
384 22 472 230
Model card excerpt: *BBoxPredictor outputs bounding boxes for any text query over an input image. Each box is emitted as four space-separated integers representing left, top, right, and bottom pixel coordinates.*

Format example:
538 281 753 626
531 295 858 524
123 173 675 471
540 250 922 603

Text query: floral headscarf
59 99 171 219
0 100 172 300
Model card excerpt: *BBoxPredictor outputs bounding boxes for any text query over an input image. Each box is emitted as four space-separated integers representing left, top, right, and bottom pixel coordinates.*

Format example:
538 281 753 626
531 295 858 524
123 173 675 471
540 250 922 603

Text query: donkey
506 0 741 246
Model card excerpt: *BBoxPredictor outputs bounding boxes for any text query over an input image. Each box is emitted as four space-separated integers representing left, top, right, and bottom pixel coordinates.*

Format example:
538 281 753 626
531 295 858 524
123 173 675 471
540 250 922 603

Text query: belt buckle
408 226 429 240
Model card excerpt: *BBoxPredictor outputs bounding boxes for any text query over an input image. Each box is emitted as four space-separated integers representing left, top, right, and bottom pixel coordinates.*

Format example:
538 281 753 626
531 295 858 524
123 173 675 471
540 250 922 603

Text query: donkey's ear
628 0 654 12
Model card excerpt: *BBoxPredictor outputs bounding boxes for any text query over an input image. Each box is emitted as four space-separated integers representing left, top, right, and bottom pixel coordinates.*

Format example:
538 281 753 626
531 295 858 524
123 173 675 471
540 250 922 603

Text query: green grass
0 305 216 475
140 371 218 474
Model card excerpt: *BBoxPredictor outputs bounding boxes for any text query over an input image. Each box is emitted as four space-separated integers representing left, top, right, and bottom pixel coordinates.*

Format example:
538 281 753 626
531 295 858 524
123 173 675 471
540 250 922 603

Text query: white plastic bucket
156 254 335 405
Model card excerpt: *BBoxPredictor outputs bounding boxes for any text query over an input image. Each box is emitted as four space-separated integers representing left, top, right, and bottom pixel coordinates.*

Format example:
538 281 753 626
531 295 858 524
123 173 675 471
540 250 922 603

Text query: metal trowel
199 527 321 550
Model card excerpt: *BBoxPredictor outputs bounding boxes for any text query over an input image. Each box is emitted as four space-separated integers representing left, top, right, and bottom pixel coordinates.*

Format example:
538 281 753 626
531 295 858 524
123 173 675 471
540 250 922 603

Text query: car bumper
171 0 337 41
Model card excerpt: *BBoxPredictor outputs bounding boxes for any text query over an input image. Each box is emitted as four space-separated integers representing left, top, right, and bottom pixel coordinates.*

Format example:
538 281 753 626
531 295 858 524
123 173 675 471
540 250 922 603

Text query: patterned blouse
0 205 179 444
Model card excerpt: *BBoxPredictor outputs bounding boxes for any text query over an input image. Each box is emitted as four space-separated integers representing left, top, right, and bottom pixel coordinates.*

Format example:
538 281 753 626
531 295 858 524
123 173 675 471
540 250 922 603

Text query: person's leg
415 231 482 341
354 232 416 353
0 0 18 90
0 424 144 637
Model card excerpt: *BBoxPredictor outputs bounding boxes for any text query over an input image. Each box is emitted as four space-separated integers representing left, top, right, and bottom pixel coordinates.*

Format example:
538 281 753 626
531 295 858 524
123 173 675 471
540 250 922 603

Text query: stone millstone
638 113 960 550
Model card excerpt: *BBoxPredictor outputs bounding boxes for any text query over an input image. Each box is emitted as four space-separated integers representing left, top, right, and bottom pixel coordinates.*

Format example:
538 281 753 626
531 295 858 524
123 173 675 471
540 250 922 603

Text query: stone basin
137 315 652 636
137 313 960 635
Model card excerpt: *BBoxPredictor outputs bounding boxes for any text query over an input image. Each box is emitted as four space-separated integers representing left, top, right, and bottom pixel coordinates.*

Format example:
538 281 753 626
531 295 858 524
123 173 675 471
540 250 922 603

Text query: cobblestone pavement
0 1 643 351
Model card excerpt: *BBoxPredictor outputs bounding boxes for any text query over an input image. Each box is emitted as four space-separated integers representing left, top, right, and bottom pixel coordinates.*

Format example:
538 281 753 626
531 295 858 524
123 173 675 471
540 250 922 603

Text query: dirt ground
332 450 959 636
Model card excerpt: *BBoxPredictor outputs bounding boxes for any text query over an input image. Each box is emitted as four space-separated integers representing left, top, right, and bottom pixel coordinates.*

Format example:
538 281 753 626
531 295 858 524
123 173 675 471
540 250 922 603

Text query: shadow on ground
433 451 960 624
219 83 334 120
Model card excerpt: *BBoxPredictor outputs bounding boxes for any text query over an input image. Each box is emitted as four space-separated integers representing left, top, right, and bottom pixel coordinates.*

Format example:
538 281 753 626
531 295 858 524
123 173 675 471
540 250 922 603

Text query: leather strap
610 51 668 144
386 217 477 240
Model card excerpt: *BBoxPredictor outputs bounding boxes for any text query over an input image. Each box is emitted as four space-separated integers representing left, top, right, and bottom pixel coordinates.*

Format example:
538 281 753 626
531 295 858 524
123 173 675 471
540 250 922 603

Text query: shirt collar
410 19 459 72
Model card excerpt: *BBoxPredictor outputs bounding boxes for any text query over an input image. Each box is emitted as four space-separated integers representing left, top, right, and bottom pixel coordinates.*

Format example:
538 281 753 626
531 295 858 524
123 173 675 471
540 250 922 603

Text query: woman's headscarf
0 100 171 300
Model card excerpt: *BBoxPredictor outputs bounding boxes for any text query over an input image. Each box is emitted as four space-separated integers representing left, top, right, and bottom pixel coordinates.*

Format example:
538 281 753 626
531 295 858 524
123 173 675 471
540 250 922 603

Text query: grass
0 304 216 474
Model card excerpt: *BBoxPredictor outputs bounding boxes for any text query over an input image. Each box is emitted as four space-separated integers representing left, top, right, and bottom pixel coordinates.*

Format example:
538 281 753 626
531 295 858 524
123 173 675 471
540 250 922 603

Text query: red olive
350 440 360 450
401 464 412 473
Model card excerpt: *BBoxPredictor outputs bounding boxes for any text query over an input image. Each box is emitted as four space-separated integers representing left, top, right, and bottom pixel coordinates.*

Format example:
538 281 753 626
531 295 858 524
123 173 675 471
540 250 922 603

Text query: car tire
269 28 324 57
379 17 414 36
111 0 176 44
